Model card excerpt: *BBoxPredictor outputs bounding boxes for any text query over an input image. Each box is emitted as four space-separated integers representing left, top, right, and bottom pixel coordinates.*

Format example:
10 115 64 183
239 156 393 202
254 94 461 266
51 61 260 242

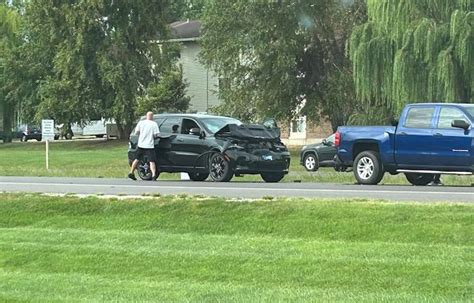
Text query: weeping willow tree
349 0 473 119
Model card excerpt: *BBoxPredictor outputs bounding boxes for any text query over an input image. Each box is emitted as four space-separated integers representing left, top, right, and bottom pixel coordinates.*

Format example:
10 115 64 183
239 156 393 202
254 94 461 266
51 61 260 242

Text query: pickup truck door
395 106 436 167
432 106 473 169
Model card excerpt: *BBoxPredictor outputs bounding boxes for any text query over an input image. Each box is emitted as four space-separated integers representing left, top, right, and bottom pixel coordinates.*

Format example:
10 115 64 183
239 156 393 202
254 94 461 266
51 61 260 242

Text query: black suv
128 114 291 182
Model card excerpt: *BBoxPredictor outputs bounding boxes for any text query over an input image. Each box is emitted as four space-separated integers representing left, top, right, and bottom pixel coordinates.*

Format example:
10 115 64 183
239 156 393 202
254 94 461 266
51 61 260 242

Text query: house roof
170 20 202 41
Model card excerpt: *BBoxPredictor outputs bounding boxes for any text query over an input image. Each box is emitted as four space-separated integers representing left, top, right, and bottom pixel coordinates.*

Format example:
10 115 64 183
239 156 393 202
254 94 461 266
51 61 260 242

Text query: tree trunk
2 103 14 143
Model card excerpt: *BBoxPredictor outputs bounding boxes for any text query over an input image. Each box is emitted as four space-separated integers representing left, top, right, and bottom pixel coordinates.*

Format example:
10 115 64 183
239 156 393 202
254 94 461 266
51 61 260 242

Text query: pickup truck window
437 107 467 129
404 107 435 128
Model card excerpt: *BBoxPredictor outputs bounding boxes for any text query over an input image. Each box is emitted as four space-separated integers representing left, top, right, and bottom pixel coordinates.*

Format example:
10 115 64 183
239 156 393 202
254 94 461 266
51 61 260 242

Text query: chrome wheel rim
210 155 226 180
305 156 316 170
357 157 374 180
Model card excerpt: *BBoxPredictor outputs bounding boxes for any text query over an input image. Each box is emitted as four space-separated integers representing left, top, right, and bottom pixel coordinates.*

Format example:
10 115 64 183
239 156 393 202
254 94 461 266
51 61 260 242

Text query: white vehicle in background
71 119 117 138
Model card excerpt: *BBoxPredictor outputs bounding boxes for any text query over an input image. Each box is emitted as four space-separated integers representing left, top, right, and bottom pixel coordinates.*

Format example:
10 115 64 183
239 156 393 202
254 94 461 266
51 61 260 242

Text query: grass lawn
0 194 472 302
0 139 473 185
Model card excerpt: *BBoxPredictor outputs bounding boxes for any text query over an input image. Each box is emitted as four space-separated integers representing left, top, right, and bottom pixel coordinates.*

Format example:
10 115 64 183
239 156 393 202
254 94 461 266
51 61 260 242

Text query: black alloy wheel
137 160 154 181
209 153 233 182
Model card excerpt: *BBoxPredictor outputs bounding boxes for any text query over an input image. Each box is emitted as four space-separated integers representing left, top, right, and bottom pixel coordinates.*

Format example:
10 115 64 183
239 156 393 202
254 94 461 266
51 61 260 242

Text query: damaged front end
215 124 291 175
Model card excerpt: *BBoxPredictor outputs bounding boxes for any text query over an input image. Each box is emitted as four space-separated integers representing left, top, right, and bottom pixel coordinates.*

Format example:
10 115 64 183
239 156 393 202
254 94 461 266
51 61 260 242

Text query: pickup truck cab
335 103 474 185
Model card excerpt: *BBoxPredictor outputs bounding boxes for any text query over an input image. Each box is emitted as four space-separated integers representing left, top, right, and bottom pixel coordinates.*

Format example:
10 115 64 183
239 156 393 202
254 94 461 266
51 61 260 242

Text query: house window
290 116 306 138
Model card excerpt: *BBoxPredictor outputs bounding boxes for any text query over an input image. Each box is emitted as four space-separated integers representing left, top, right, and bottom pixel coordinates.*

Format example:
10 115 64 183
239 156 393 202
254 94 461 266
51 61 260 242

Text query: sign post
41 119 55 170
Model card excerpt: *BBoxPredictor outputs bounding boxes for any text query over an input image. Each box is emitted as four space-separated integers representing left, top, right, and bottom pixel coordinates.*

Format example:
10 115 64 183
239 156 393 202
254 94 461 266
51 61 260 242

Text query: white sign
41 119 55 142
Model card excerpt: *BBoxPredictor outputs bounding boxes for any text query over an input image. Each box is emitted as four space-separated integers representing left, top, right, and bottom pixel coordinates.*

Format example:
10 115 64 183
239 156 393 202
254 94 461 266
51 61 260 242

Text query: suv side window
437 107 467 129
181 119 200 134
159 117 181 133
404 107 435 128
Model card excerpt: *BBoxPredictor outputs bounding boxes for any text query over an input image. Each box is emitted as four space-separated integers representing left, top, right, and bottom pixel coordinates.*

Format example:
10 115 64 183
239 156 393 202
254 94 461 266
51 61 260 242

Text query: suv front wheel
209 153 233 182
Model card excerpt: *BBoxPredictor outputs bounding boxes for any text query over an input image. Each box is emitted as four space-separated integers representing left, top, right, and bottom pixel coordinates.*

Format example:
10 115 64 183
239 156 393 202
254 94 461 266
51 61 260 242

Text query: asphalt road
0 176 473 202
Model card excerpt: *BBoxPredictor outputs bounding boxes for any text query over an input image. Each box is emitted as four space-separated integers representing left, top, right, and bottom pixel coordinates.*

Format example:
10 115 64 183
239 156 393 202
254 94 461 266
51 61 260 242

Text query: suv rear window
159 117 181 133
404 107 435 128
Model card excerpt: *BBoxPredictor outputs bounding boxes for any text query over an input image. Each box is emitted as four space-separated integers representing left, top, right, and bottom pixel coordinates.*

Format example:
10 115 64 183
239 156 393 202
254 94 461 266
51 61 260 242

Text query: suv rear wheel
137 160 154 181
353 151 384 185
209 153 233 182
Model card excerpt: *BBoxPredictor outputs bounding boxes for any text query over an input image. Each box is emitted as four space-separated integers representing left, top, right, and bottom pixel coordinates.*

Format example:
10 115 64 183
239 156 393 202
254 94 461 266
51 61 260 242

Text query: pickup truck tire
353 151 384 185
405 173 434 186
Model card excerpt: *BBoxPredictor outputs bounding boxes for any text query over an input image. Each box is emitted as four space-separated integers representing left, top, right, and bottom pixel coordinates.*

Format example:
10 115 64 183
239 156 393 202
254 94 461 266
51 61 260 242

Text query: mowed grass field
0 139 473 185
0 194 472 302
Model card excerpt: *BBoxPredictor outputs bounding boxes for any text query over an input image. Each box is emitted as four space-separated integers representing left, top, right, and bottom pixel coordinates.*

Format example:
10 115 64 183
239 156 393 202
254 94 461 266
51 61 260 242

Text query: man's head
146 111 153 120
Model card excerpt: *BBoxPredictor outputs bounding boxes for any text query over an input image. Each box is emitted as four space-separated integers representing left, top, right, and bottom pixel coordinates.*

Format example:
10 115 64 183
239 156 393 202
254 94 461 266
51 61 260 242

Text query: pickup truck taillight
334 131 340 147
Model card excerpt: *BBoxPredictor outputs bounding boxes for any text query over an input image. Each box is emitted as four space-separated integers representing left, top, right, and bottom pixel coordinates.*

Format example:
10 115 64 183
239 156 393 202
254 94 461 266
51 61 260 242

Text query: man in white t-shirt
128 111 160 181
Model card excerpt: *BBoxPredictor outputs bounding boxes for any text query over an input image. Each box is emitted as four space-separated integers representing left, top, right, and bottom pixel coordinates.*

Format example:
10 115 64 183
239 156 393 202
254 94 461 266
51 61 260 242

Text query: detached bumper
226 149 291 174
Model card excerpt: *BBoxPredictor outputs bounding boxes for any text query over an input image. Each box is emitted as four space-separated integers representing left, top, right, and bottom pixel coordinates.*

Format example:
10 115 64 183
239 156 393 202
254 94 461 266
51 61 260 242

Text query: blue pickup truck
335 103 474 185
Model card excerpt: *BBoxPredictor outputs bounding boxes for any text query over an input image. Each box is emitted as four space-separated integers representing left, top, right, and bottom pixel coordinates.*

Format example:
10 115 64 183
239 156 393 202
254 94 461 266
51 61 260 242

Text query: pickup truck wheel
188 172 209 181
303 153 319 171
405 173 434 186
209 153 233 182
353 151 384 185
260 172 285 183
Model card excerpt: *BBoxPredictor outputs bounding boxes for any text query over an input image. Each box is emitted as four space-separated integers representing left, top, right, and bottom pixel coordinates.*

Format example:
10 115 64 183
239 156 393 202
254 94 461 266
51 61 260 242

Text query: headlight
302 145 307 150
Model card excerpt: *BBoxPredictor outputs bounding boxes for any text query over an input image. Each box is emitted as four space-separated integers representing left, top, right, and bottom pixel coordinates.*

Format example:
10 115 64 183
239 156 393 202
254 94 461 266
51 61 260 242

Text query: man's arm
134 122 141 136
153 123 160 138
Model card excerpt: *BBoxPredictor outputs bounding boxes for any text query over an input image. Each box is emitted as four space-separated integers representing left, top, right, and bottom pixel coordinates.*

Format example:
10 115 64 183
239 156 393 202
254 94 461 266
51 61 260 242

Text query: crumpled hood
214 123 281 141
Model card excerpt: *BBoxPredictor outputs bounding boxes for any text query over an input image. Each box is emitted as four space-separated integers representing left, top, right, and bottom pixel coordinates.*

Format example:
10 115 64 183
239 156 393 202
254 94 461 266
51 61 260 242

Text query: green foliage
137 66 191 114
169 0 209 21
201 0 366 130
0 194 472 301
350 0 473 117
2 0 190 138
0 3 21 142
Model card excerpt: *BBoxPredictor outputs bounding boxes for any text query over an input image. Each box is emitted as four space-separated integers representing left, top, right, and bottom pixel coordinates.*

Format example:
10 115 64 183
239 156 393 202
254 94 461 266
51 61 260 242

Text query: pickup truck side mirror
451 120 470 130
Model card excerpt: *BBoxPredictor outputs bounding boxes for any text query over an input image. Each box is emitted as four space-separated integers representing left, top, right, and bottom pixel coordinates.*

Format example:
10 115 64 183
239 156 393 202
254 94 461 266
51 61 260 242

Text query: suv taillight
334 131 340 147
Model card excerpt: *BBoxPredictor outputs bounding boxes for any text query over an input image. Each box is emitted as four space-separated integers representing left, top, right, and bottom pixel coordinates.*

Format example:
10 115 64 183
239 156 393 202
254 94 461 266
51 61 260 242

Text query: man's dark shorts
136 147 156 162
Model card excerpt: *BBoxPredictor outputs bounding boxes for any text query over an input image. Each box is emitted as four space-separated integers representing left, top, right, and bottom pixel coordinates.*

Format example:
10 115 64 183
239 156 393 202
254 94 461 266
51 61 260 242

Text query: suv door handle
399 132 407 135
433 133 443 137
177 138 184 142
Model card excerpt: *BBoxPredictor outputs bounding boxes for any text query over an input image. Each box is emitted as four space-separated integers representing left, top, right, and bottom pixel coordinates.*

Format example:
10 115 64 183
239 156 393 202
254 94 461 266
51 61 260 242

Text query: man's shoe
152 175 158 181
128 173 137 181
